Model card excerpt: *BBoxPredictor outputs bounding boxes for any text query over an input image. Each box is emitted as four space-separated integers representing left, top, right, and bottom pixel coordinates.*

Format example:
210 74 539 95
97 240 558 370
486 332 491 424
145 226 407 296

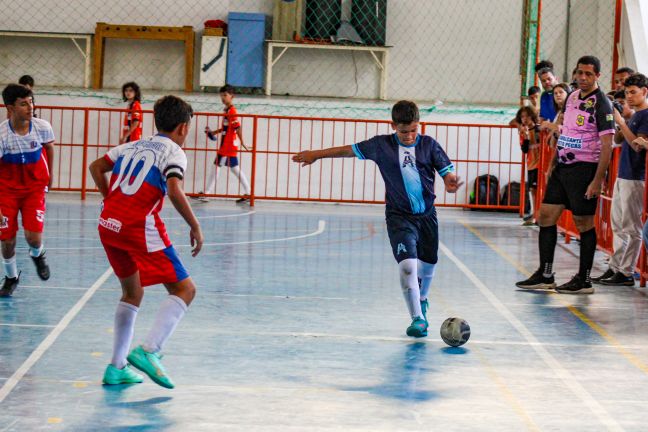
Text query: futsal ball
440 317 470 347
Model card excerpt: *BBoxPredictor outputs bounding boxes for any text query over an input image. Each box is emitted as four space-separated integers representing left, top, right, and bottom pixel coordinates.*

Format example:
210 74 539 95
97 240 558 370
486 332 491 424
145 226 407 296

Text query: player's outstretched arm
292 145 355 166
88 157 113 198
167 177 203 257
443 173 464 193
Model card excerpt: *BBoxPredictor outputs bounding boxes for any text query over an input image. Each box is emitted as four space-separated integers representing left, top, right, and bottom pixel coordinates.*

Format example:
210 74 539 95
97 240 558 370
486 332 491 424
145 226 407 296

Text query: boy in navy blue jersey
293 100 462 337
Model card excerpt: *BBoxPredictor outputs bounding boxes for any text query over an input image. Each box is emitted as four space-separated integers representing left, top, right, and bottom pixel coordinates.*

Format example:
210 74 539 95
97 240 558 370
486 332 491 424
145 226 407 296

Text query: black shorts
385 207 438 264
527 169 538 189
542 162 598 216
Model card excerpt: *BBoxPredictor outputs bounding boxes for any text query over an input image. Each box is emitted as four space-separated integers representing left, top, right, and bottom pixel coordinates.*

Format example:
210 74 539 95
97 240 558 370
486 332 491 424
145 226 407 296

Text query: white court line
46 210 255 222
0 323 55 328
438 241 624 432
0 267 114 404
27 219 327 250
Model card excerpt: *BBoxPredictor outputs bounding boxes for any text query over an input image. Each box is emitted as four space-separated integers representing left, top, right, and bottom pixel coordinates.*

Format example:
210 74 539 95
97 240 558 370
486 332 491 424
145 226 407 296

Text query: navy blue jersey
618 108 648 181
540 91 556 120
352 134 454 214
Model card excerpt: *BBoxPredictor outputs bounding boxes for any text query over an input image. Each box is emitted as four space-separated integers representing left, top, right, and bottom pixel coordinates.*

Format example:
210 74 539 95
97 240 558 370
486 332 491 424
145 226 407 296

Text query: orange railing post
249 116 258 207
80 108 89 200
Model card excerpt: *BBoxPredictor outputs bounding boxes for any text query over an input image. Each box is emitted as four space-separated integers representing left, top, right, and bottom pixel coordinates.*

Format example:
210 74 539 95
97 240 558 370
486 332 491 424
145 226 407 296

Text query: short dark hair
537 67 554 77
535 60 554 72
18 75 34 87
154 95 193 133
219 84 235 95
391 100 419 124
122 81 142 102
515 106 538 125
613 90 626 100
2 84 33 105
527 86 541 96
616 67 635 75
623 73 648 89
576 55 601 74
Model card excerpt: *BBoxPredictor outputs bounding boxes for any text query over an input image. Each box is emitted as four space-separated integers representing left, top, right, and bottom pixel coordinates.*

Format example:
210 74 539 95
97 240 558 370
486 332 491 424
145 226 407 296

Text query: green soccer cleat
420 299 429 322
127 345 175 389
102 364 144 385
406 317 428 338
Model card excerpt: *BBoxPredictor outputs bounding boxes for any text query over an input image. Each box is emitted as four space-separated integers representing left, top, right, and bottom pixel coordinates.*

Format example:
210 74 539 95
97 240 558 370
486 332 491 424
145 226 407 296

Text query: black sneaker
591 268 614 283
515 268 556 290
31 251 50 280
236 195 250 204
556 274 594 294
0 272 20 297
599 271 635 287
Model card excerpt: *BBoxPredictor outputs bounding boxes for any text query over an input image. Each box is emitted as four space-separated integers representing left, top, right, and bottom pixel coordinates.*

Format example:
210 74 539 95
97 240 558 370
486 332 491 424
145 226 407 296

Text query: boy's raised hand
292 151 318 166
443 173 463 193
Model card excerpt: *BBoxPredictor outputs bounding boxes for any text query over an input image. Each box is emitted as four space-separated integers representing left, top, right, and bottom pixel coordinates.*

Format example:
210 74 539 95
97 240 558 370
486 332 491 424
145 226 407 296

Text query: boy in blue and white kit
293 101 462 337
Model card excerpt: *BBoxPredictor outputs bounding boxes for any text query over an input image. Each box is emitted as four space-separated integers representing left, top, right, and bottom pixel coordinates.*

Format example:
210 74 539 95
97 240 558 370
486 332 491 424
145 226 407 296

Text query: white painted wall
1 0 524 104
619 0 648 74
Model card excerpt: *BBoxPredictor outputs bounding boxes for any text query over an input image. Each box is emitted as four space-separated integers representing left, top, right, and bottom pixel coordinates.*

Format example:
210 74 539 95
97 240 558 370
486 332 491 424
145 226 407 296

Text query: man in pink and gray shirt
516 55 615 295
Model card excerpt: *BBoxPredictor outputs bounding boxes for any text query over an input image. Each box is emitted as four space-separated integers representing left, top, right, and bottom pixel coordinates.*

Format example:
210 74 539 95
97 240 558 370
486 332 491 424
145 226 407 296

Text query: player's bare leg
103 271 145 385
0 237 19 297
25 230 49 280
128 277 196 389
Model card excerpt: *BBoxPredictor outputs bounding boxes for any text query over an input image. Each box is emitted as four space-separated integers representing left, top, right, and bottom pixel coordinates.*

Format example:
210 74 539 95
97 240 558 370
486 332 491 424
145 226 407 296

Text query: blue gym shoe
127 345 175 389
406 317 428 338
102 364 144 385
420 299 429 322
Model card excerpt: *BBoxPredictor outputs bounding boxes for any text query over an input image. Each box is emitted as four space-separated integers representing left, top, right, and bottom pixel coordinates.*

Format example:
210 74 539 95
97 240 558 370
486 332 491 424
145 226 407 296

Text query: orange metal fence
7 105 525 212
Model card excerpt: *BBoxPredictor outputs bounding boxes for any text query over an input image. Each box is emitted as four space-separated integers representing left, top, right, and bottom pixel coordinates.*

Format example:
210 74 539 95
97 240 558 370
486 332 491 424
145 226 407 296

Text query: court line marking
0 323 55 328
460 220 648 377
0 267 114 404
438 241 623 431
19 220 326 251
46 210 255 222
430 285 540 431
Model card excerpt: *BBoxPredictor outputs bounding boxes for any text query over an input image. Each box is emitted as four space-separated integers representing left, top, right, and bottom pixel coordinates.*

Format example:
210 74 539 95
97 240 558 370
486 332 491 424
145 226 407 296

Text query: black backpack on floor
469 174 499 206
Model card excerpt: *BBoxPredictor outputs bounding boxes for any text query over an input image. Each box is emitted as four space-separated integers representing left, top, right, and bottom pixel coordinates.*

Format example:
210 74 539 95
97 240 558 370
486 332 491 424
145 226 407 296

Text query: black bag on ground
469 174 499 206
500 181 530 213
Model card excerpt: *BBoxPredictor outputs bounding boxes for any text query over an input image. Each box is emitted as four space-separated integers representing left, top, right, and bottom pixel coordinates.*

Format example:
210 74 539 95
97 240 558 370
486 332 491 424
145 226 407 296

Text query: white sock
205 165 219 194
29 244 44 258
2 255 18 279
111 302 138 369
142 295 188 353
399 258 422 319
231 166 250 195
418 260 436 301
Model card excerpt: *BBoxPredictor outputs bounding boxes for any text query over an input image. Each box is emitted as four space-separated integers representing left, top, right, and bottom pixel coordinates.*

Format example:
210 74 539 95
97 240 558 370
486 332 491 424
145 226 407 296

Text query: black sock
539 225 557 276
579 228 596 282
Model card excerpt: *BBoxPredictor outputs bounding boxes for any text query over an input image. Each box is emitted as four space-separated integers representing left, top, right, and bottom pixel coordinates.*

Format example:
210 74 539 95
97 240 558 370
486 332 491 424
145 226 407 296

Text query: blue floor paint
0 196 647 430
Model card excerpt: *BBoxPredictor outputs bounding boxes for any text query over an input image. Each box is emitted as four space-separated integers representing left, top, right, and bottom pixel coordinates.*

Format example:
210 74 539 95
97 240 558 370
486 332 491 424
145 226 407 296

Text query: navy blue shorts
216 155 239 167
385 207 439 264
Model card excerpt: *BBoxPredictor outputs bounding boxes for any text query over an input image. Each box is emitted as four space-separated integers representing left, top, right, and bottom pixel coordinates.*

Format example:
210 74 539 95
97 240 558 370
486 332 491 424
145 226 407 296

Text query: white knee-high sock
29 244 44 258
418 260 436 301
230 166 250 195
205 164 220 194
2 254 18 279
143 295 188 354
112 302 138 369
399 258 422 319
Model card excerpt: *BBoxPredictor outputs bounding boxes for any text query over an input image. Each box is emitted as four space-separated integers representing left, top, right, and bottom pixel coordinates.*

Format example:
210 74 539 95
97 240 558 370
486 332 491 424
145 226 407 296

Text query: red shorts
101 243 189 287
0 189 46 241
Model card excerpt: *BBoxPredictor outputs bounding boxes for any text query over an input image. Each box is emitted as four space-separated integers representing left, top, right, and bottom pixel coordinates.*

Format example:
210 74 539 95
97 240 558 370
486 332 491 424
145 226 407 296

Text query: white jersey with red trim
98 135 187 252
0 117 55 192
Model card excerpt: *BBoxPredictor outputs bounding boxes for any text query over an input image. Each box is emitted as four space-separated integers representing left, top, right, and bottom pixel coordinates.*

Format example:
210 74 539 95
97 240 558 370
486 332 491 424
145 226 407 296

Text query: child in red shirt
200 85 250 203
120 82 143 144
